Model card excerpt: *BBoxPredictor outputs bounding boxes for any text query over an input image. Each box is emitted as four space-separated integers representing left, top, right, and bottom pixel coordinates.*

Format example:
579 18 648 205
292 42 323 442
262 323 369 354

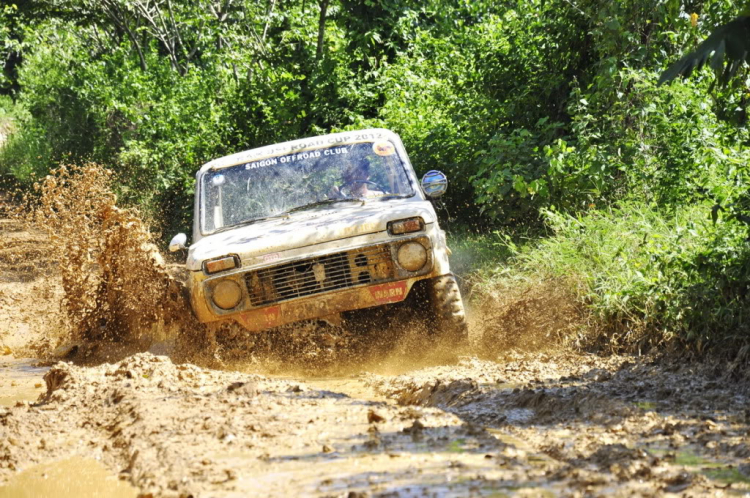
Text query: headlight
388 217 425 235
204 255 238 274
397 242 427 272
212 280 242 309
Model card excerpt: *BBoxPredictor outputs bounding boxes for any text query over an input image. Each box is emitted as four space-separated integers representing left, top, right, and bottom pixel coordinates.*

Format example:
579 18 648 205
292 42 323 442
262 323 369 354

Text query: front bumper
233 278 423 332
188 233 442 332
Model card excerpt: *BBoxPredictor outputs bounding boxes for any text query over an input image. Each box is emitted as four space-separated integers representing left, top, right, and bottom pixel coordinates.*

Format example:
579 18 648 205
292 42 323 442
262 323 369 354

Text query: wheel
427 274 469 345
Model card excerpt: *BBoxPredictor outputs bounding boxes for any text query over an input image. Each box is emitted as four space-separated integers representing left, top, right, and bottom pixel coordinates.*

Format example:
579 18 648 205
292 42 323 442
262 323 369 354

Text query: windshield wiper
284 198 363 214
376 193 412 200
212 212 290 234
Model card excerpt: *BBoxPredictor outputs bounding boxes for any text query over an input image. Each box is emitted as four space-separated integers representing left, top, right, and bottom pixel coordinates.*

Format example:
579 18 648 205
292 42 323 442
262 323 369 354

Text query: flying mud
1 166 750 497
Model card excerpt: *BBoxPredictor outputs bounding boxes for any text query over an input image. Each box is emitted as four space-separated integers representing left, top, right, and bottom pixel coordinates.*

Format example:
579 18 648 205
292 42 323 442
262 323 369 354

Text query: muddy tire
427 274 469 345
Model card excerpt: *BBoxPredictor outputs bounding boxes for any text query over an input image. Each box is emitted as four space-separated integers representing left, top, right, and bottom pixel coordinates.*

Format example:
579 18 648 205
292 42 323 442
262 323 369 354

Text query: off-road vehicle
170 129 467 342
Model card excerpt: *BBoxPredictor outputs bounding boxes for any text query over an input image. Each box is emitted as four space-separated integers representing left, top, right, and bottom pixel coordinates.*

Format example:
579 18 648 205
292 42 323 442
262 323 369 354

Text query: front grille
244 245 394 306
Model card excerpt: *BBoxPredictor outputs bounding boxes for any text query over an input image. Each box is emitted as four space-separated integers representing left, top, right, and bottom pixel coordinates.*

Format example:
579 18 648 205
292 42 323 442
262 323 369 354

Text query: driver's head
343 163 370 184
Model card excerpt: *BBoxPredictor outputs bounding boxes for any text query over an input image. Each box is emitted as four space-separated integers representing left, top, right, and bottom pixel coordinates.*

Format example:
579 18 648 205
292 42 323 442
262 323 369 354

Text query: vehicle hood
186 200 437 271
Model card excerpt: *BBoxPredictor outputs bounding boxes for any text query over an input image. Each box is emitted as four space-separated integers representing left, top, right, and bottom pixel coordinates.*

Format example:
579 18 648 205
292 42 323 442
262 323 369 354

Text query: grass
0 95 15 120
703 467 750 484
0 97 54 183
448 229 510 277
0 95 15 145
465 201 750 356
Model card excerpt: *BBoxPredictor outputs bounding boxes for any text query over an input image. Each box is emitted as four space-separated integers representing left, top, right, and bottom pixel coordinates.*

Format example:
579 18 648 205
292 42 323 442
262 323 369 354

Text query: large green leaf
659 15 750 86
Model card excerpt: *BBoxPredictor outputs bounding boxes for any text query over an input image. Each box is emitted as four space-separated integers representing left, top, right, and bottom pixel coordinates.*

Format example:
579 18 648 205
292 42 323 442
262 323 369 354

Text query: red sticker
369 281 408 304
263 253 281 262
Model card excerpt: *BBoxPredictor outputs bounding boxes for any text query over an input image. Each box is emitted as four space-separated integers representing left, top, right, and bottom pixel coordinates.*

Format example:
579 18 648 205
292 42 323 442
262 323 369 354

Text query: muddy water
6 347 750 497
296 376 387 402
0 457 138 498
0 358 48 406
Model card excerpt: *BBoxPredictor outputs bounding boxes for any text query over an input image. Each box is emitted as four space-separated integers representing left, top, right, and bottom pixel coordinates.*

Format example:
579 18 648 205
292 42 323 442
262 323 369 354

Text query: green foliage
0 4 19 91
502 202 750 351
5 0 746 228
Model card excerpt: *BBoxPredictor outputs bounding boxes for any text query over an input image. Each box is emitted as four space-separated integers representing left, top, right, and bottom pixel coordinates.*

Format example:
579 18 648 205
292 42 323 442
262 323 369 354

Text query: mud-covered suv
170 129 467 342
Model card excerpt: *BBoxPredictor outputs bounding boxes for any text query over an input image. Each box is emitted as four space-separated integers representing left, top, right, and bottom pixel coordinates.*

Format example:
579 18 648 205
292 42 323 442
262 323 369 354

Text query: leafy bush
500 202 750 352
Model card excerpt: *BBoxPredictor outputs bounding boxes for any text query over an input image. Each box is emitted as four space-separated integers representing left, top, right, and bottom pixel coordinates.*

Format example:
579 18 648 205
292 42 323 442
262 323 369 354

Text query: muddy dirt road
2 188 750 497
8 348 750 498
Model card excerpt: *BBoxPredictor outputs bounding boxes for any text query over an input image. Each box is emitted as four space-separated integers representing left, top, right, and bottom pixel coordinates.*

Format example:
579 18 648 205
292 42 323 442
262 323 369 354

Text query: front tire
427 274 469 345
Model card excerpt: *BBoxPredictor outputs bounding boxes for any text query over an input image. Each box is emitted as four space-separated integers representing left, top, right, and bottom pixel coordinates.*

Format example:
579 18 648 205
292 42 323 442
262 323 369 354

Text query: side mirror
421 170 448 199
169 233 188 252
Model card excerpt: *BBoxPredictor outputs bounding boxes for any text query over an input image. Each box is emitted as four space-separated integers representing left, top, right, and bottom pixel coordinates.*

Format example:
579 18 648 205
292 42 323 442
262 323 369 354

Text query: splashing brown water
15 165 432 370
470 278 589 357
21 165 196 360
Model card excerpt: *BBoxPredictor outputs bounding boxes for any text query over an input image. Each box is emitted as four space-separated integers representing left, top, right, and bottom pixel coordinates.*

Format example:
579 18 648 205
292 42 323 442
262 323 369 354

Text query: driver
329 163 384 199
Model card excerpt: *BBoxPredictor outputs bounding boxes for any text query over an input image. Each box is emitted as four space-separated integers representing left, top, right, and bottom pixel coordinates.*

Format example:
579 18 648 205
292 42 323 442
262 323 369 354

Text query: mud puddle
291 376 386 403
0 357 48 406
0 457 138 498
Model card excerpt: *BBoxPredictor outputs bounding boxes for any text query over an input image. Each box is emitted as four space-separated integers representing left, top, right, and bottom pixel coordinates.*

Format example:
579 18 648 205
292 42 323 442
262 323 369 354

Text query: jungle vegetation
3 0 750 354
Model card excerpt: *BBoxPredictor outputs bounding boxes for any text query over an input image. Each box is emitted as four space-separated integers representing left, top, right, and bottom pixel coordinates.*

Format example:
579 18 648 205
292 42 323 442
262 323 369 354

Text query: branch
101 0 147 71
262 0 276 42
165 0 188 60
315 0 329 62
131 0 181 72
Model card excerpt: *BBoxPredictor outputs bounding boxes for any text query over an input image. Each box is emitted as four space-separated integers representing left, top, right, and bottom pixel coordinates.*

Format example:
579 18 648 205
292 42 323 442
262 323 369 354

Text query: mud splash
6 165 219 364
0 194 63 358
27 165 188 346
470 278 588 357
216 304 470 378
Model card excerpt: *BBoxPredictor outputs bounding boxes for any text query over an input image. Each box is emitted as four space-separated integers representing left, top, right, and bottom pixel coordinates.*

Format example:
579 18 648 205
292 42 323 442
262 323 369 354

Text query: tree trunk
315 0 330 62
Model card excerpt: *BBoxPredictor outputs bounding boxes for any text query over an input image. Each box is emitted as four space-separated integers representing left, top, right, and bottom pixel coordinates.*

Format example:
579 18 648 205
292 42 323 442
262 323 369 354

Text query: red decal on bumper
369 281 408 304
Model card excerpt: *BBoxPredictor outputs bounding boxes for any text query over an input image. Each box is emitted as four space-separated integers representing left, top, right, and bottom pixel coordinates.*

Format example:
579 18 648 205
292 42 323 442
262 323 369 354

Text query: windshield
200 140 415 234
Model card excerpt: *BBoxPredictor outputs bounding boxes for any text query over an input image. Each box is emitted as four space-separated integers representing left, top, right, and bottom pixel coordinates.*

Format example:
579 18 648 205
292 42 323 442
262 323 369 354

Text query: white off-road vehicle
170 129 467 342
